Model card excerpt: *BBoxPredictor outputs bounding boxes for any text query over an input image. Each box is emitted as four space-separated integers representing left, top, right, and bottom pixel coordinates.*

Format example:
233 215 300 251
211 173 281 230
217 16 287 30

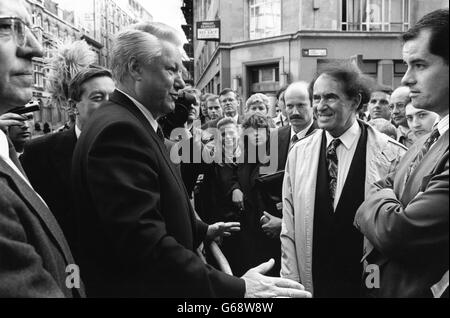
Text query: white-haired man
0 0 83 297
71 22 310 298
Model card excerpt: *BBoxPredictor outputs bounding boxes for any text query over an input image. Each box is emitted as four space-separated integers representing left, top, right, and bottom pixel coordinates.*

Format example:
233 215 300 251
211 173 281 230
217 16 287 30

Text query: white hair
110 22 183 83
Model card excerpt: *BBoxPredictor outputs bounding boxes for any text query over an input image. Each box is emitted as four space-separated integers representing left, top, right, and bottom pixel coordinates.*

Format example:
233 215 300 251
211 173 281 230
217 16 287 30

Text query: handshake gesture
206 222 311 298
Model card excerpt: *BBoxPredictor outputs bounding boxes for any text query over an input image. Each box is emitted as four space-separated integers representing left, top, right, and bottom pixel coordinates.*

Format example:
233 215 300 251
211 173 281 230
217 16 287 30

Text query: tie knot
329 138 341 150
291 134 299 144
424 129 440 149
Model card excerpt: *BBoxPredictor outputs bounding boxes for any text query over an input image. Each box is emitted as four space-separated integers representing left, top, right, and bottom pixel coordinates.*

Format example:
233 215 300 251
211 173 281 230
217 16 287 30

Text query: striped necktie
406 128 441 181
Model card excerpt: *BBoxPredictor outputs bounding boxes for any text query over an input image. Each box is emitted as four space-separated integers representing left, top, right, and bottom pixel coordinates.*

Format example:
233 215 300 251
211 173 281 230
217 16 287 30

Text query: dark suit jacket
21 127 77 251
355 130 449 298
0 157 83 298
274 122 318 172
71 90 245 298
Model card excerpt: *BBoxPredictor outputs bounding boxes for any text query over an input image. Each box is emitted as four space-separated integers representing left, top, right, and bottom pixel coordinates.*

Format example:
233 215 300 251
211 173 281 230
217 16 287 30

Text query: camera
8 101 40 115
158 91 198 138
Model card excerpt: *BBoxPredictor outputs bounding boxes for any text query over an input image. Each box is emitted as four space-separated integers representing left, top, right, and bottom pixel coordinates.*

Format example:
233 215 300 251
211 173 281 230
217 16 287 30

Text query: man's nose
18 32 44 59
401 67 416 87
174 73 185 90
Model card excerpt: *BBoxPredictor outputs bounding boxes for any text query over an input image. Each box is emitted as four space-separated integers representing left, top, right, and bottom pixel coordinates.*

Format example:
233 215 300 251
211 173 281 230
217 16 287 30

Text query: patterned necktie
326 138 341 205
406 128 441 181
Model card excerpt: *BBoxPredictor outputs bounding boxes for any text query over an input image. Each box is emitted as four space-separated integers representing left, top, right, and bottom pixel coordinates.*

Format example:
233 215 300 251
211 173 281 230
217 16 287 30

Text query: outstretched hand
206 222 240 242
242 259 312 298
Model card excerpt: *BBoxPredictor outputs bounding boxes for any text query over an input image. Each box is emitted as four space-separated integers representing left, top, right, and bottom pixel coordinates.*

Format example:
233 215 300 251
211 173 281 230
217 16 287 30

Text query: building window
393 60 407 87
33 63 44 88
249 0 281 40
360 60 378 79
342 0 409 31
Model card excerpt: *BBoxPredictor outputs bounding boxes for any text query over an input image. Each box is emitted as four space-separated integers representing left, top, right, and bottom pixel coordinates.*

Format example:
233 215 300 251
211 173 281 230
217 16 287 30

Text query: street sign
197 20 221 41
302 48 328 57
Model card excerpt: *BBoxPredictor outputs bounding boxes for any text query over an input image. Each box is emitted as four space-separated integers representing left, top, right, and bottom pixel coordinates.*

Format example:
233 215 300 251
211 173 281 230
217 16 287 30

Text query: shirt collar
75 124 82 140
326 119 360 150
0 130 9 161
117 89 159 133
291 120 314 140
436 114 449 137
397 125 410 137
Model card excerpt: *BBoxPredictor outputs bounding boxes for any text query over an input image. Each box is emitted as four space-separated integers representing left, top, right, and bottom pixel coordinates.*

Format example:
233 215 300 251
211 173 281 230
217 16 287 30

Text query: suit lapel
277 125 291 171
0 158 73 265
110 91 191 208
401 130 449 203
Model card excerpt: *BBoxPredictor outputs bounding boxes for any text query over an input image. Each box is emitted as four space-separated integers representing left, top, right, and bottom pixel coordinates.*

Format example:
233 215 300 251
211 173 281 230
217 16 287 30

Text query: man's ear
353 93 362 111
128 57 142 81
68 99 79 115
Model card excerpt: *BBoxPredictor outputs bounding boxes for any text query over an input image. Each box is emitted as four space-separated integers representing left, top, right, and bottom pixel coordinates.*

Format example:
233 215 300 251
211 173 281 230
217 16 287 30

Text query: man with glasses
0 0 82 297
390 86 415 148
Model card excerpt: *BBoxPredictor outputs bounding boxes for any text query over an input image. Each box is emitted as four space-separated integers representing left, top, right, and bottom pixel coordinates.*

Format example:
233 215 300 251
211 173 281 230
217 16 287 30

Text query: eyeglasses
0 17 39 47
389 103 407 111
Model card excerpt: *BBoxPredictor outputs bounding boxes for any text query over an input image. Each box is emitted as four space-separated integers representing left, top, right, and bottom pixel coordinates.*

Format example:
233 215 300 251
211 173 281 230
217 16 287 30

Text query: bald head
284 81 313 133
285 82 311 103
390 86 411 127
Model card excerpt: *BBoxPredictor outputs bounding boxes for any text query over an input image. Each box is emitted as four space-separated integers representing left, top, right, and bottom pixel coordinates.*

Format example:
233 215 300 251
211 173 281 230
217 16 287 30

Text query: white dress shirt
291 120 314 141
325 120 361 210
0 130 31 185
75 124 82 139
118 89 159 133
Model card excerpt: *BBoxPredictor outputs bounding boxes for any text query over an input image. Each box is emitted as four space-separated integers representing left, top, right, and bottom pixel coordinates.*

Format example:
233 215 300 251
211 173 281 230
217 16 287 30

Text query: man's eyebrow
88 90 106 96
407 58 428 64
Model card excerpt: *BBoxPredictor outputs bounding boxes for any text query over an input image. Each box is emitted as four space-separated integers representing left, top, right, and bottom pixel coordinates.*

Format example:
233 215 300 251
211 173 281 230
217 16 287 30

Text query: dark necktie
7 137 28 179
289 134 299 152
406 128 440 181
326 138 341 205
156 127 165 142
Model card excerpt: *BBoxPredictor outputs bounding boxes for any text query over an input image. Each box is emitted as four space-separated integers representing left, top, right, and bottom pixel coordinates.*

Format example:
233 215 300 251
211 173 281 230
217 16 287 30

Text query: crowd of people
0 0 448 298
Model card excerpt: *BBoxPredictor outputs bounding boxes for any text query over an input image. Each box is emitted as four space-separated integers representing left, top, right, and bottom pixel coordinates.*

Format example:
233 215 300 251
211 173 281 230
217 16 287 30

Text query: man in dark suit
0 0 83 297
202 88 244 129
355 8 449 298
261 81 317 240
71 22 310 298
21 67 115 251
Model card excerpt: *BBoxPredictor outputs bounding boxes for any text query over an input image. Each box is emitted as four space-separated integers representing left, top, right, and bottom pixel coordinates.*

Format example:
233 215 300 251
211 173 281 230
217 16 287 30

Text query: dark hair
402 8 449 64
217 117 237 131
308 61 371 111
276 85 289 100
242 113 270 130
206 94 219 104
69 66 113 102
219 88 240 100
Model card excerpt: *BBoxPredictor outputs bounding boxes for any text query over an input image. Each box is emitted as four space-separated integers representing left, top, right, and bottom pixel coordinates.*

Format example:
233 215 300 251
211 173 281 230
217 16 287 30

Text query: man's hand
232 189 244 211
260 212 282 239
206 222 240 242
0 113 29 133
242 259 312 298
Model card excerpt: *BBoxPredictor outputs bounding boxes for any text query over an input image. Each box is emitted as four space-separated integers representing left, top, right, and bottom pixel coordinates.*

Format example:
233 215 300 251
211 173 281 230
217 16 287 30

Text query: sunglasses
0 17 39 47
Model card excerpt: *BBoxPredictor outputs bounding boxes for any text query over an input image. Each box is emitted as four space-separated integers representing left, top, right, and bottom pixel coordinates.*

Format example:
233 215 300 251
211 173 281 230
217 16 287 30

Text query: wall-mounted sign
197 20 221 41
302 48 328 57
